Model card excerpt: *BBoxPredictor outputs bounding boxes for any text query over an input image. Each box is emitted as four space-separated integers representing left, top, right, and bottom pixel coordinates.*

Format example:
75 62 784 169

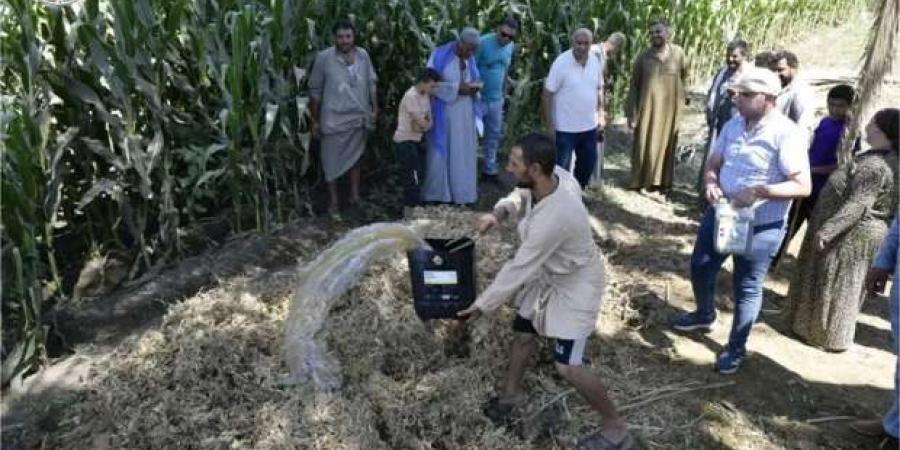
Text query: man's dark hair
649 16 669 28
513 133 556 176
772 50 799 68
500 15 520 30
727 39 749 55
417 67 442 83
753 50 773 67
872 108 900 152
332 19 356 35
827 84 855 103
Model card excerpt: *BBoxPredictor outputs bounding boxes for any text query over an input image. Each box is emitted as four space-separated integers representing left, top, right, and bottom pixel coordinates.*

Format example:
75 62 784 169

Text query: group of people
391 18 633 209
683 35 900 447
674 31 898 360
310 17 520 215
311 15 687 210
309 15 900 450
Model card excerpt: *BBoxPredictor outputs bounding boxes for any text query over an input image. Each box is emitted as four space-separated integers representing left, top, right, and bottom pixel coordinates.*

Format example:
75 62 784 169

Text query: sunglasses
499 30 515 40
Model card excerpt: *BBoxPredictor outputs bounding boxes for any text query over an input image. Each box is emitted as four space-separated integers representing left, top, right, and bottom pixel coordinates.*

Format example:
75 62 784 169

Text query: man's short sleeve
476 38 487 65
503 43 514 67
544 56 563 93
593 49 606 93
778 126 810 176
795 85 818 132
711 118 735 156
366 50 377 82
308 51 326 101
397 90 411 118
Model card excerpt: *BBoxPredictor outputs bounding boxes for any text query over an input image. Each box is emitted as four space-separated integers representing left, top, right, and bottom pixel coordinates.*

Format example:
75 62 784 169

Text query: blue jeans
689 207 786 355
885 286 899 437
481 100 504 176
555 128 597 188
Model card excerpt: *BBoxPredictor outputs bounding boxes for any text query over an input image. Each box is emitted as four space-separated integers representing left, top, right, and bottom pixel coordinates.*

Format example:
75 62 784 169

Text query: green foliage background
0 0 866 383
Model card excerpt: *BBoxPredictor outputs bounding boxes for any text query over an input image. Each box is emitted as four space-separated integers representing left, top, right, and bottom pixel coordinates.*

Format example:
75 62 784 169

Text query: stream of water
282 222 428 390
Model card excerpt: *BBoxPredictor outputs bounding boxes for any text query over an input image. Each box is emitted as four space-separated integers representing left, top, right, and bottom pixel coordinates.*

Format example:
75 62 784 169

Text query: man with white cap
672 67 811 374
422 27 483 205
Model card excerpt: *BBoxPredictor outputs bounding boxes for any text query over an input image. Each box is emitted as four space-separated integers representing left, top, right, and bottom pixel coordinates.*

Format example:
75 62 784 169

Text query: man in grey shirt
769 50 817 137
309 19 378 219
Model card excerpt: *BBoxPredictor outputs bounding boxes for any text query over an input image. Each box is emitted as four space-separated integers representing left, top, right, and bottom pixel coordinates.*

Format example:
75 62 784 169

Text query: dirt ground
3 9 898 450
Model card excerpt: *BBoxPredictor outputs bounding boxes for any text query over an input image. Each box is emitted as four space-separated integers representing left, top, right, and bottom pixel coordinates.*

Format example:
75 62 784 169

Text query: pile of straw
44 206 728 449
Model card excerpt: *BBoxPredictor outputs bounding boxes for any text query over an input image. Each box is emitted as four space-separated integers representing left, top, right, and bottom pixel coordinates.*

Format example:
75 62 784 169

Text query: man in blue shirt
853 216 899 446
672 67 811 375
476 16 518 181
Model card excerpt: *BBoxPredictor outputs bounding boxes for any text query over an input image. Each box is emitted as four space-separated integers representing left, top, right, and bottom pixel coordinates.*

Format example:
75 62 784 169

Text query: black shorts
512 314 587 366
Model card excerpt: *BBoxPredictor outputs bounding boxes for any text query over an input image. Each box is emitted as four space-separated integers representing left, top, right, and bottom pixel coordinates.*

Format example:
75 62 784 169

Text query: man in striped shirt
673 67 811 375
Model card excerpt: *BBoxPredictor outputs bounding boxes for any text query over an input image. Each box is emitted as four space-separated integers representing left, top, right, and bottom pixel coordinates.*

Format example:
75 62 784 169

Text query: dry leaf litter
46 205 711 449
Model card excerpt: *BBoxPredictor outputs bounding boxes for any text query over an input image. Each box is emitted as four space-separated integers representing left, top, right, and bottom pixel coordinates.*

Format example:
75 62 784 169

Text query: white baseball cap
730 67 781 97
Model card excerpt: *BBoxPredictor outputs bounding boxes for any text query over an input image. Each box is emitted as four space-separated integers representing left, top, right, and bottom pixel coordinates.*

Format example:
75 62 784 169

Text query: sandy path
592 10 897 449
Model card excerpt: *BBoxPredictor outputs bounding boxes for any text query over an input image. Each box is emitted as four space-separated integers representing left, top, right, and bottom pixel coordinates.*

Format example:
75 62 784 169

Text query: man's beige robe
474 167 606 340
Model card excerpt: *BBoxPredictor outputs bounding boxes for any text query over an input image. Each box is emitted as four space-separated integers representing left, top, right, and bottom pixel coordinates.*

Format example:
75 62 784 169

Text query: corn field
0 0 868 384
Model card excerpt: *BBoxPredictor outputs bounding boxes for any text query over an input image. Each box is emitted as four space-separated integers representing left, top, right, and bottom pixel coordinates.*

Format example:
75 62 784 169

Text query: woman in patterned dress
786 108 899 351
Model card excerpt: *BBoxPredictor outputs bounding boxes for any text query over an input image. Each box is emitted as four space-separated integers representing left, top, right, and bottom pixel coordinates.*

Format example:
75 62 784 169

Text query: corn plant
0 0 869 384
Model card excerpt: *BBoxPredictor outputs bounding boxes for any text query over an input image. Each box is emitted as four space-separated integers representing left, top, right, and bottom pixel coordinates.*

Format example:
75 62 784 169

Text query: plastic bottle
714 198 754 255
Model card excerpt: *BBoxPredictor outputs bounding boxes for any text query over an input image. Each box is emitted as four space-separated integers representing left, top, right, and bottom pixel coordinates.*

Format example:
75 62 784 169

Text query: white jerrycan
713 198 755 255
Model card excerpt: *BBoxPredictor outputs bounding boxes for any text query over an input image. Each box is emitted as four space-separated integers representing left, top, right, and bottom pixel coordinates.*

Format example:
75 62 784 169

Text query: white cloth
776 79 817 136
474 167 606 339
587 45 608 187
422 55 478 204
544 49 602 133
590 44 607 91
713 110 810 225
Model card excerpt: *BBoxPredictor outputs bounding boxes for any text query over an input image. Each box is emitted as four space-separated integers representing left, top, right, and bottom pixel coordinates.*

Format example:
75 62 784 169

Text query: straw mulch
45 205 722 449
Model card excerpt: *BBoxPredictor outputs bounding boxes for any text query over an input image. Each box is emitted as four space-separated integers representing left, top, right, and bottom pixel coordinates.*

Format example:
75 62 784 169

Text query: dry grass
36 205 738 449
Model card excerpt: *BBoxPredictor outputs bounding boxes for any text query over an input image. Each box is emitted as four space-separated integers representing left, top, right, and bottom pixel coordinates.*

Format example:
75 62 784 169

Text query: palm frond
840 0 900 165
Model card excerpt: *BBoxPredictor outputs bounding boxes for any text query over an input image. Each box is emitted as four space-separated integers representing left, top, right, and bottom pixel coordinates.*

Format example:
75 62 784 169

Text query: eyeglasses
499 31 515 40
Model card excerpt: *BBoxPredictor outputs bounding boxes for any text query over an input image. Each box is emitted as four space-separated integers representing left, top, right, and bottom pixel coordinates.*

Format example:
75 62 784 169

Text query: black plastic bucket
407 238 476 320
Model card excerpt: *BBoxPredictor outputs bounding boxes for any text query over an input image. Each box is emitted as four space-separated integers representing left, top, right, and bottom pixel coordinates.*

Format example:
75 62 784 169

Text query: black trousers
772 195 817 267
395 140 427 206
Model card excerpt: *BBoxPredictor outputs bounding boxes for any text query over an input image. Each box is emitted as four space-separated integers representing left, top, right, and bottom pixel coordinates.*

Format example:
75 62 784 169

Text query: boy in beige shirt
458 133 630 449
394 68 441 206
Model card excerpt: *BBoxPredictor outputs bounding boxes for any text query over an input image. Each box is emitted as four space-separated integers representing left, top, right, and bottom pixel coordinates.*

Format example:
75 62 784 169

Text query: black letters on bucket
407 238 476 320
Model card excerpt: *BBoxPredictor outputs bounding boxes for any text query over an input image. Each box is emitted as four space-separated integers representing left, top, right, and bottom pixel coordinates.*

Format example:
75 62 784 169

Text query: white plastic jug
714 199 755 255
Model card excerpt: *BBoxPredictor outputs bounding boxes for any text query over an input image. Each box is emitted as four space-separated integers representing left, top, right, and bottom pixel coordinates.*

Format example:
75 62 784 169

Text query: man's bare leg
327 181 340 213
556 363 628 442
349 165 361 204
501 332 538 401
